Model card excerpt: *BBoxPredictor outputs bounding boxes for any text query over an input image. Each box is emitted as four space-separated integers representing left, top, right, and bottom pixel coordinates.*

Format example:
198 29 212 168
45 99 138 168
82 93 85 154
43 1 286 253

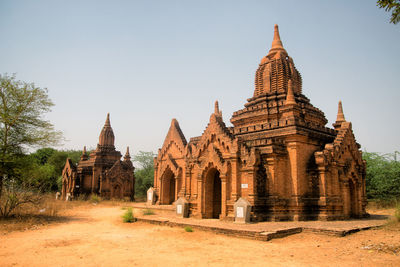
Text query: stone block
147 187 156 205
234 197 251 223
175 197 189 218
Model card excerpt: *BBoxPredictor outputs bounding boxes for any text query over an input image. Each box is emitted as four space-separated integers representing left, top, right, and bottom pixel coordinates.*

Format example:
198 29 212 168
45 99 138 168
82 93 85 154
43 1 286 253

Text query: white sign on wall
148 192 152 201
241 183 248 189
236 207 244 218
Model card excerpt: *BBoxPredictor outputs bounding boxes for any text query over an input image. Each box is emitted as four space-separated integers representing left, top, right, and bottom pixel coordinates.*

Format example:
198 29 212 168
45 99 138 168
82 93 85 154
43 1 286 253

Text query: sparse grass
0 194 87 234
395 204 400 222
142 209 155 215
368 199 399 209
184 226 193 232
89 194 101 204
122 207 136 223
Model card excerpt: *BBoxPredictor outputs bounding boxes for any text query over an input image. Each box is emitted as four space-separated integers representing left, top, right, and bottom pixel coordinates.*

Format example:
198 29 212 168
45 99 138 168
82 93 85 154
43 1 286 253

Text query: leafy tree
31 148 56 165
377 0 400 24
133 151 155 197
363 151 400 201
0 74 62 198
28 148 83 192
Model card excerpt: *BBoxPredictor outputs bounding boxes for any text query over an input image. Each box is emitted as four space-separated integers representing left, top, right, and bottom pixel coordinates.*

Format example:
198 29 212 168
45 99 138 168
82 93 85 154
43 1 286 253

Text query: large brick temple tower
153 25 367 221
62 114 135 200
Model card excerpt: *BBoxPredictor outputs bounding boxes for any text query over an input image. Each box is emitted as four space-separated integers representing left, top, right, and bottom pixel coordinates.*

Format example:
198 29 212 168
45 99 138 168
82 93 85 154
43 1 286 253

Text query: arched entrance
161 168 176 204
203 168 222 219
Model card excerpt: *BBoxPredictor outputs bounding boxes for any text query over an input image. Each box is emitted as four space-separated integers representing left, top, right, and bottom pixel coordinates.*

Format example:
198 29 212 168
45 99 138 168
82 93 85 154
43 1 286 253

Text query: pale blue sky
0 0 399 155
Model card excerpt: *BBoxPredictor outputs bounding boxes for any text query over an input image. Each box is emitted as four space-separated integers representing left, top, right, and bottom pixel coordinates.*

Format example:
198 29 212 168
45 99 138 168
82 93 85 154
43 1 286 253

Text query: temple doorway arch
203 168 222 219
161 168 176 204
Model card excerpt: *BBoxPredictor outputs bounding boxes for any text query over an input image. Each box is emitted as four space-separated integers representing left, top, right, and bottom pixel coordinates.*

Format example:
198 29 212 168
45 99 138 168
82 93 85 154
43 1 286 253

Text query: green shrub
142 209 155 215
90 194 101 204
184 226 193 232
363 152 400 201
122 208 136 223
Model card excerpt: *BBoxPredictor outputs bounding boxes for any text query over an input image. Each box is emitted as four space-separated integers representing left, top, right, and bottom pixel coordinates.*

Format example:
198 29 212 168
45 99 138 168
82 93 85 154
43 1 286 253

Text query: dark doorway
161 168 176 204
212 171 222 218
204 168 222 219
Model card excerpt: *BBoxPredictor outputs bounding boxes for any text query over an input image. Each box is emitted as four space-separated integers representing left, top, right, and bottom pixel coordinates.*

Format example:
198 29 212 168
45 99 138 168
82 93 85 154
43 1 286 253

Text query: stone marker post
147 187 156 205
175 197 189 218
234 197 251 223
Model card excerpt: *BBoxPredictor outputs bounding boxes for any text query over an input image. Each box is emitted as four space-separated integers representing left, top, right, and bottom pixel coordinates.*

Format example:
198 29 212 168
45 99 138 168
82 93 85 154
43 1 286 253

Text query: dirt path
0 205 399 267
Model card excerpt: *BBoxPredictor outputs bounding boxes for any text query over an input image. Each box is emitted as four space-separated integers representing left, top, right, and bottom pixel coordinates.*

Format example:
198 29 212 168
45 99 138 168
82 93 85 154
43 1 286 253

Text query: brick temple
153 25 367 221
62 114 135 200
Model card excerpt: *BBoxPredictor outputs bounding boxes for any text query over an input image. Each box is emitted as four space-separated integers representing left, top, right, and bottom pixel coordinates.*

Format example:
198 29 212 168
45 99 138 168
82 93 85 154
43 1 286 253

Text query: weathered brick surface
154 25 366 221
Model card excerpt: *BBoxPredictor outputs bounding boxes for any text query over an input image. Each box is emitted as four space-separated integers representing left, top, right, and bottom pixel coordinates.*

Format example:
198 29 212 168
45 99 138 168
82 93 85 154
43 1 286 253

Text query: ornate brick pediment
62 158 76 183
105 160 134 184
193 101 238 160
158 118 187 160
315 104 365 181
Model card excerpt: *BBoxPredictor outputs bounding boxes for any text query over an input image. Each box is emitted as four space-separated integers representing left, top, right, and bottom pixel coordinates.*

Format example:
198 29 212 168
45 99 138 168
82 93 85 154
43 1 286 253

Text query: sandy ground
0 204 399 267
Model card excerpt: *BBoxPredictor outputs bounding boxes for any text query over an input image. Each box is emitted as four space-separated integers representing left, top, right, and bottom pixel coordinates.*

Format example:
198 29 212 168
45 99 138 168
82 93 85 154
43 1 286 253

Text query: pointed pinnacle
125 146 130 157
82 146 86 154
271 24 284 50
285 80 296 105
105 113 111 127
215 100 219 114
336 101 346 123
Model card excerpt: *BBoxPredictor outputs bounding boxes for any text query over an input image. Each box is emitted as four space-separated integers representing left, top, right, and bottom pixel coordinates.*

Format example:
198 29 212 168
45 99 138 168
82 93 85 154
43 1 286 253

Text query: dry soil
0 204 399 267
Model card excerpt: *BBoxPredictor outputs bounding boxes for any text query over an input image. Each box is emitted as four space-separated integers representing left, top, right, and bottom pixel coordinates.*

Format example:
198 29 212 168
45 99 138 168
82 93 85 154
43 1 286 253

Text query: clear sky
0 0 399 156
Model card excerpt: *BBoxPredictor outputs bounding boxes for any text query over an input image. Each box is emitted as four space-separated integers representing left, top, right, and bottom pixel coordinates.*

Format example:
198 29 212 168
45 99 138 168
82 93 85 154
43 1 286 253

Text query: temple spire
285 80 296 105
105 113 111 127
266 24 288 59
336 101 346 123
124 146 131 161
98 113 115 147
333 101 346 129
271 24 284 50
214 100 222 118
81 146 88 161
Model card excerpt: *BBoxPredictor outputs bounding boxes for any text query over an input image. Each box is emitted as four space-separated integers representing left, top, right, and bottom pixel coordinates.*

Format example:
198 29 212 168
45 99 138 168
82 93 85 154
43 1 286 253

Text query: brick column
230 159 239 201
197 173 203 217
220 174 227 218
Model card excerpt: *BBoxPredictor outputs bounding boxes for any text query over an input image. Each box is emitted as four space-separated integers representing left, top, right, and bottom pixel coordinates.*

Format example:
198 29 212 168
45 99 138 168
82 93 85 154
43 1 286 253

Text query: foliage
377 0 400 24
184 226 193 232
0 180 42 218
0 73 62 198
133 151 155 197
363 152 400 201
90 194 101 204
142 208 155 215
23 148 83 192
122 207 136 223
